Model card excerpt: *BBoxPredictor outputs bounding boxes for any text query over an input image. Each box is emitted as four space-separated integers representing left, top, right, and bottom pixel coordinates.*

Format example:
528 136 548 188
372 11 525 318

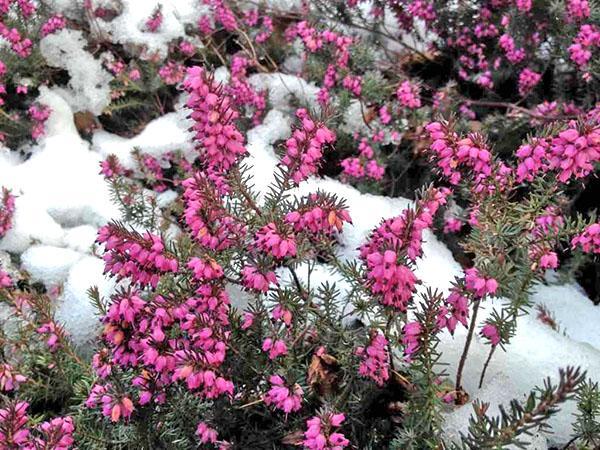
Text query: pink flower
35 416 75 449
342 75 362 96
187 257 223 281
465 268 498 298
196 422 218 444
0 187 15 238
97 224 179 288
282 109 336 184
0 364 26 392
303 412 349 450
0 401 30 447
145 6 163 32
518 68 541 96
286 201 351 236
572 223 600 254
481 324 500 346
402 321 421 361
241 312 254 330
262 338 288 360
41 14 66 36
159 61 185 85
254 223 297 259
241 265 278 292
183 67 247 178
28 104 51 140
443 217 464 234
396 80 421 109
129 69 141 81
0 268 12 288
264 375 303 413
179 40 196 56
516 0 532 12
356 333 389 385
566 0 590 21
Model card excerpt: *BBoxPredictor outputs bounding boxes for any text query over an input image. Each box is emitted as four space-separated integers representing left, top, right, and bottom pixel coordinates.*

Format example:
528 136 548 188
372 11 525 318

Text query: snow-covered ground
0 1 597 447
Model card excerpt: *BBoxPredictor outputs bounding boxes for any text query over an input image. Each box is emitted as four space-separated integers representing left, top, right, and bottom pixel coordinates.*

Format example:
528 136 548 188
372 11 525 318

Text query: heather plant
20 65 590 448
0 0 598 449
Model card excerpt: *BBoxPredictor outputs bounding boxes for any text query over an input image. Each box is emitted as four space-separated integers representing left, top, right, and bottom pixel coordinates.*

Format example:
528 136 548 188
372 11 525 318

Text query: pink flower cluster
145 6 163 32
0 401 74 449
356 333 389 385
443 217 463 234
518 68 541 97
572 223 600 254
254 223 297 259
359 188 450 310
285 23 353 105
0 17 33 58
464 267 498 298
196 421 219 445
0 364 26 392
436 268 497 334
342 75 362 97
282 109 336 184
227 55 266 124
97 223 179 288
100 155 129 179
286 194 352 236
528 209 564 270
396 80 422 109
264 375 303 414
498 34 525 63
262 337 288 359
303 412 349 450
183 66 247 179
340 137 385 181
425 122 494 186
87 384 135 422
480 323 500 346
402 321 421 361
91 275 234 417
566 0 591 21
0 187 15 238
41 14 67 37
159 61 185 85
0 268 11 288
28 103 51 140
182 175 246 250
515 125 600 183
241 265 278 292
569 25 600 73
437 291 469 333
243 10 273 43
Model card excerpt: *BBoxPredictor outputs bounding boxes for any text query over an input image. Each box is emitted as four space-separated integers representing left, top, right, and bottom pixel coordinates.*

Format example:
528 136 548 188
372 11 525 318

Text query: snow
249 73 321 112
55 256 116 350
92 109 194 169
21 245 83 286
0 88 119 254
92 0 208 58
40 29 113 115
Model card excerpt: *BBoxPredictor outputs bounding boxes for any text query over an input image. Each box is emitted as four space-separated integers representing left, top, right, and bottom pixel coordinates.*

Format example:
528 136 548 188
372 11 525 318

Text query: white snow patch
94 0 208 58
92 109 194 169
64 225 99 254
21 245 83 286
55 256 115 350
249 73 320 112
40 29 113 115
